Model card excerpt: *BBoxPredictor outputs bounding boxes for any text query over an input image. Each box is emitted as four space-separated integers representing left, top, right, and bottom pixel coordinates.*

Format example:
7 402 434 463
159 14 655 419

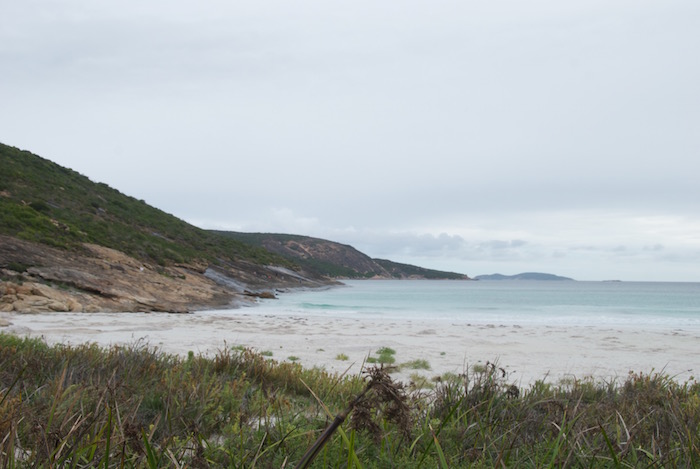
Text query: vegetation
366 347 397 365
373 259 468 280
218 232 469 280
1 142 467 282
0 143 294 269
1 334 700 467
216 232 379 279
401 359 431 371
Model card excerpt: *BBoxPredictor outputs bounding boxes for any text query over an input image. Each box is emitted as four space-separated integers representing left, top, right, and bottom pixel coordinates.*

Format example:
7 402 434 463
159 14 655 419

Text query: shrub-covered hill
0 143 292 269
215 232 470 279
0 143 332 312
0 142 469 312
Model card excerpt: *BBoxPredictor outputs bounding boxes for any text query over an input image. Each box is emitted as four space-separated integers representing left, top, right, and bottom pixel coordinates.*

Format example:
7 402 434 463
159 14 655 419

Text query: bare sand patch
3 310 698 385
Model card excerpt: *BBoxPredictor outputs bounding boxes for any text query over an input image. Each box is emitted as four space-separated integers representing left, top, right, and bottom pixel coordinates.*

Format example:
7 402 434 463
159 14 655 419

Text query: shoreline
2 308 698 386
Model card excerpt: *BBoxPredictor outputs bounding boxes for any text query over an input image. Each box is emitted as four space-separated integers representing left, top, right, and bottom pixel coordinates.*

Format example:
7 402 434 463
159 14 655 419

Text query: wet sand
2 309 698 386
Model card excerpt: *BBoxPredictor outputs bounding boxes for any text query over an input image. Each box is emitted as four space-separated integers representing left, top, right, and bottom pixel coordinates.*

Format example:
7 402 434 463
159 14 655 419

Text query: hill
0 143 291 269
474 272 574 281
0 143 469 313
215 232 469 280
0 143 335 312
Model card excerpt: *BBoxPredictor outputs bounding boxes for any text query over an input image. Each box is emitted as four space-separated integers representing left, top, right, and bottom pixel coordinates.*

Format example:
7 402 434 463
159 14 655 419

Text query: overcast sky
2 1 699 281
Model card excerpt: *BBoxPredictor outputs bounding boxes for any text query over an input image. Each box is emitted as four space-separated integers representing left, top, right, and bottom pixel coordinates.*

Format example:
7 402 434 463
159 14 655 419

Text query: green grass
401 358 431 370
365 346 397 365
375 346 396 355
2 334 700 467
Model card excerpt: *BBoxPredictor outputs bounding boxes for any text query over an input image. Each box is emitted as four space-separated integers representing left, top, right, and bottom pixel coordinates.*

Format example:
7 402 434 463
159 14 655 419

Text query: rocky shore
0 236 331 314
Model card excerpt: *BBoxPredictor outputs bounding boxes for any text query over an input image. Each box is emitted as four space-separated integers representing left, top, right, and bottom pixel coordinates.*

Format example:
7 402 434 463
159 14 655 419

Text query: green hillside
218 232 470 280
374 258 468 280
216 232 381 278
1 142 469 284
0 143 290 269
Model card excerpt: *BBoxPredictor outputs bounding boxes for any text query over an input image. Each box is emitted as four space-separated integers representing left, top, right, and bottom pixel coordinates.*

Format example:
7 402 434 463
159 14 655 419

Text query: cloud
1 0 699 281
186 205 700 281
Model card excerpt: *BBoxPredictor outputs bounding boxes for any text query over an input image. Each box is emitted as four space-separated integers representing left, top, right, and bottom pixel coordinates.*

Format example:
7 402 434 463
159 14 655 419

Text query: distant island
474 272 574 281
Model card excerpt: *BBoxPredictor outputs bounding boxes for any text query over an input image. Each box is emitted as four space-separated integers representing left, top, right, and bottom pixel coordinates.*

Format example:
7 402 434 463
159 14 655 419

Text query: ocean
254 279 700 328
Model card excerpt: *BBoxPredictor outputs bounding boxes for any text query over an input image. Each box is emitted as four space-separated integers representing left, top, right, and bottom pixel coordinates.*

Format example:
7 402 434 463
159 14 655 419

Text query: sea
253 279 700 328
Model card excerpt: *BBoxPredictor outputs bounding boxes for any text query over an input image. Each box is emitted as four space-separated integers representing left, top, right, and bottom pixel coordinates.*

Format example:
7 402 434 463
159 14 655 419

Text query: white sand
2 309 698 386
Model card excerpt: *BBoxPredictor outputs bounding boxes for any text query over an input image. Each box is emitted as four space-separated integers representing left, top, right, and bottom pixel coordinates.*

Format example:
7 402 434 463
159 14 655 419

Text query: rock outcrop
0 236 235 313
0 235 322 314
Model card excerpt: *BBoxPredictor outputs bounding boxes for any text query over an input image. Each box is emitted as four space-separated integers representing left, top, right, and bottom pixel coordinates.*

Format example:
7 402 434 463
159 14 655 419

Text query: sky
2 0 699 281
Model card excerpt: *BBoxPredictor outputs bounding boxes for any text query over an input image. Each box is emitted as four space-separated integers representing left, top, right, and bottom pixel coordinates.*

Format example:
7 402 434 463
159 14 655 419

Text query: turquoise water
255 280 700 327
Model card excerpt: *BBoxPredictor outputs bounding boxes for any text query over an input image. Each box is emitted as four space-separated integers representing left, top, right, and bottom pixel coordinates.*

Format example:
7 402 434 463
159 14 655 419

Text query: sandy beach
2 308 698 386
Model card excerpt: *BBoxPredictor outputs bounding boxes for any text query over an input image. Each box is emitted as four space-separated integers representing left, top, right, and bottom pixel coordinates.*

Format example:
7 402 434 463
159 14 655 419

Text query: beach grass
401 358 431 370
1 333 699 467
366 346 397 365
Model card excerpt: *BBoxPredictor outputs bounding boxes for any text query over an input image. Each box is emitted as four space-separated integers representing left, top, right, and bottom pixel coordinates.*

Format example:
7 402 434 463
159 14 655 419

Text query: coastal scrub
1 333 699 467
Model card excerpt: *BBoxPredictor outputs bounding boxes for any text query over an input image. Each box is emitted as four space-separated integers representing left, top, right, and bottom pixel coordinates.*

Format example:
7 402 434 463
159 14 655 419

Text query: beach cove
3 280 699 386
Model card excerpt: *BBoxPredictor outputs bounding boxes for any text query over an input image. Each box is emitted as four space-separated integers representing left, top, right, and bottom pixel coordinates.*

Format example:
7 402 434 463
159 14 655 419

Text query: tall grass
1 334 699 467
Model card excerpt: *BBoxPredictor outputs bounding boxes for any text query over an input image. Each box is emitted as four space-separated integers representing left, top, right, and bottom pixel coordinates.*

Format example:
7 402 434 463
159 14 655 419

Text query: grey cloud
338 231 536 265
477 240 528 251
337 231 469 259
1 0 699 281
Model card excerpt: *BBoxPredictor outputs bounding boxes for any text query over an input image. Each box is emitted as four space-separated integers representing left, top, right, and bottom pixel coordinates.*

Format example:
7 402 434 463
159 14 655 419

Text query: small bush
375 347 396 364
401 359 431 370
6 262 30 273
